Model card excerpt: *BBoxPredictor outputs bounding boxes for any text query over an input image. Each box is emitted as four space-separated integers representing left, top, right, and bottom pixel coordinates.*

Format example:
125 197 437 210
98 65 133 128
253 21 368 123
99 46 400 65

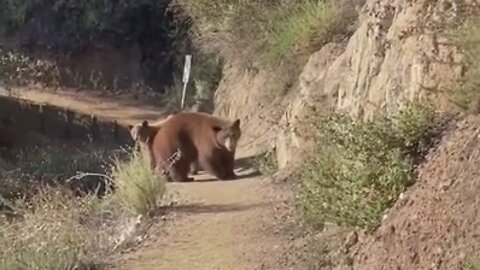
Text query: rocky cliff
213 0 476 168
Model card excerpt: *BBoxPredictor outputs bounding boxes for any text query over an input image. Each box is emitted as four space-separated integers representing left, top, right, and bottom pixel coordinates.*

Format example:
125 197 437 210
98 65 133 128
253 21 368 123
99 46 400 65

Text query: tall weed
110 151 166 215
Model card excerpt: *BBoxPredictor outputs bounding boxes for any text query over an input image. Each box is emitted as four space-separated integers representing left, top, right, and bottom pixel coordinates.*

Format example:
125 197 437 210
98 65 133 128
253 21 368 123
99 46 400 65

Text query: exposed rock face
213 64 287 154
276 0 473 168
275 43 346 168
213 0 473 167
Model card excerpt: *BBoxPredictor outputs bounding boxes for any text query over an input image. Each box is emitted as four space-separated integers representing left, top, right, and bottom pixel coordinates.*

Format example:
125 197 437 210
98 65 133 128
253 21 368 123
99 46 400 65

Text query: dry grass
110 150 167 216
0 188 109 269
0 146 168 269
179 0 360 68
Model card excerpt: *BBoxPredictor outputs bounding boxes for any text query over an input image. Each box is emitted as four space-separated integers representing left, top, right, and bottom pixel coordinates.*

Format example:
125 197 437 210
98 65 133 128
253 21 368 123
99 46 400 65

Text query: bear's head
213 119 241 152
128 120 158 144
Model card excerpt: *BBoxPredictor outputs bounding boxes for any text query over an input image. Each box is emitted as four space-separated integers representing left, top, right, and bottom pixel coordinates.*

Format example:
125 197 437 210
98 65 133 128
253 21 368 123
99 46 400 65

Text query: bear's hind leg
168 160 194 182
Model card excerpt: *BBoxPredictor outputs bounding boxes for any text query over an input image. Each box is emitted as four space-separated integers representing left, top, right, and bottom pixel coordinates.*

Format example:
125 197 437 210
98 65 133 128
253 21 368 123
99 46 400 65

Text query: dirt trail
116 163 289 270
2 87 295 270
0 87 167 126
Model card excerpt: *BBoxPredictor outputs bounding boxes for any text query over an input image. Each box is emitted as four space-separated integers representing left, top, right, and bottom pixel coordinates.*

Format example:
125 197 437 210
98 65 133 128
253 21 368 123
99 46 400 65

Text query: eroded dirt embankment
347 116 480 269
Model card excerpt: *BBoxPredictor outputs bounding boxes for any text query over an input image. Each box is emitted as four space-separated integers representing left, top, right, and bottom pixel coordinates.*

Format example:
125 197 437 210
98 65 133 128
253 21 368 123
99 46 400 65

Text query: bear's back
160 112 229 137
151 112 229 158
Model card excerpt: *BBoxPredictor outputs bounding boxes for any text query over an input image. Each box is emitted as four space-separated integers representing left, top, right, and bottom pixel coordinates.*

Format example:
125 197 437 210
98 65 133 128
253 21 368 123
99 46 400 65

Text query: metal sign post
180 54 192 110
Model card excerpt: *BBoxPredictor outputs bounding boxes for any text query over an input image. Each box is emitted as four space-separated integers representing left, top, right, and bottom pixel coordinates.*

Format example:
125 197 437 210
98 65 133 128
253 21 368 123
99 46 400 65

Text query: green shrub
110 151 166 215
260 0 337 65
464 262 480 270
181 0 358 67
255 150 278 176
299 103 437 229
394 102 437 156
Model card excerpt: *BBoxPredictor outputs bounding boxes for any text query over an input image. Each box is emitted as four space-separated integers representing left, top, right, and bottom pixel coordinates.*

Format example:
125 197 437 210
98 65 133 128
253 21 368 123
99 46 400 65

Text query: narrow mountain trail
1 87 298 270
116 162 290 270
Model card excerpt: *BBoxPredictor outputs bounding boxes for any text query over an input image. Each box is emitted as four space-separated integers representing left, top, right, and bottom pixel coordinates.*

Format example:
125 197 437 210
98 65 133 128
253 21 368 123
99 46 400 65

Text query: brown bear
129 119 161 170
145 112 241 182
128 114 201 175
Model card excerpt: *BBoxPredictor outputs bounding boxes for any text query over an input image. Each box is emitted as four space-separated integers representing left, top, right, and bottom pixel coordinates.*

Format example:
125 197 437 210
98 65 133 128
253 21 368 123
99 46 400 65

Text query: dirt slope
1 86 301 270
350 116 480 269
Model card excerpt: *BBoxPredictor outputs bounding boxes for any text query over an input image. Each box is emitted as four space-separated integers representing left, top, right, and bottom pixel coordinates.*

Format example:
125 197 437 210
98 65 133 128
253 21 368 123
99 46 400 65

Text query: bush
260 0 337 66
464 262 480 270
299 103 437 229
255 150 278 176
110 151 166 215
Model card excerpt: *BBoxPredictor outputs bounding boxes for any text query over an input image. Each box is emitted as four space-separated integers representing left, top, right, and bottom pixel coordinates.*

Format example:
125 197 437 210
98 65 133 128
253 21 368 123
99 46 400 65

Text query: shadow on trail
194 170 261 183
234 153 263 172
159 201 272 215
188 152 265 183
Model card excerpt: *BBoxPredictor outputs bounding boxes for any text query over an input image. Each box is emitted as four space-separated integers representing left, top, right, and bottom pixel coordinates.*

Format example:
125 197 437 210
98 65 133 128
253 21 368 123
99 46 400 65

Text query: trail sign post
180 54 192 110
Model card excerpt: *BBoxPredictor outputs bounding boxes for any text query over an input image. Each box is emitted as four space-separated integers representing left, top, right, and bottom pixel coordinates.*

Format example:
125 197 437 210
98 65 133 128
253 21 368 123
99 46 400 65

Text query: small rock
458 252 466 261
410 251 419 263
434 246 443 255
344 231 359 249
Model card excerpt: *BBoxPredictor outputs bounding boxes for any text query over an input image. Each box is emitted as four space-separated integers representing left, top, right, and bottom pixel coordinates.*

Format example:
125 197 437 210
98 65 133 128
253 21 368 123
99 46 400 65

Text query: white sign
182 54 192 84
181 54 192 110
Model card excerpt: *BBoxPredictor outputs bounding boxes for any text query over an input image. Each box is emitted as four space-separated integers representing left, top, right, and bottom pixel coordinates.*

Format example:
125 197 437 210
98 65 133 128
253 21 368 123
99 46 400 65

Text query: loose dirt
115 163 293 270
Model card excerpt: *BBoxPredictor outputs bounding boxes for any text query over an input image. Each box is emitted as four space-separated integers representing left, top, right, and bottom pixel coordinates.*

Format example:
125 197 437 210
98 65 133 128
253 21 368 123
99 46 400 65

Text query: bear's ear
141 120 149 127
231 119 240 129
